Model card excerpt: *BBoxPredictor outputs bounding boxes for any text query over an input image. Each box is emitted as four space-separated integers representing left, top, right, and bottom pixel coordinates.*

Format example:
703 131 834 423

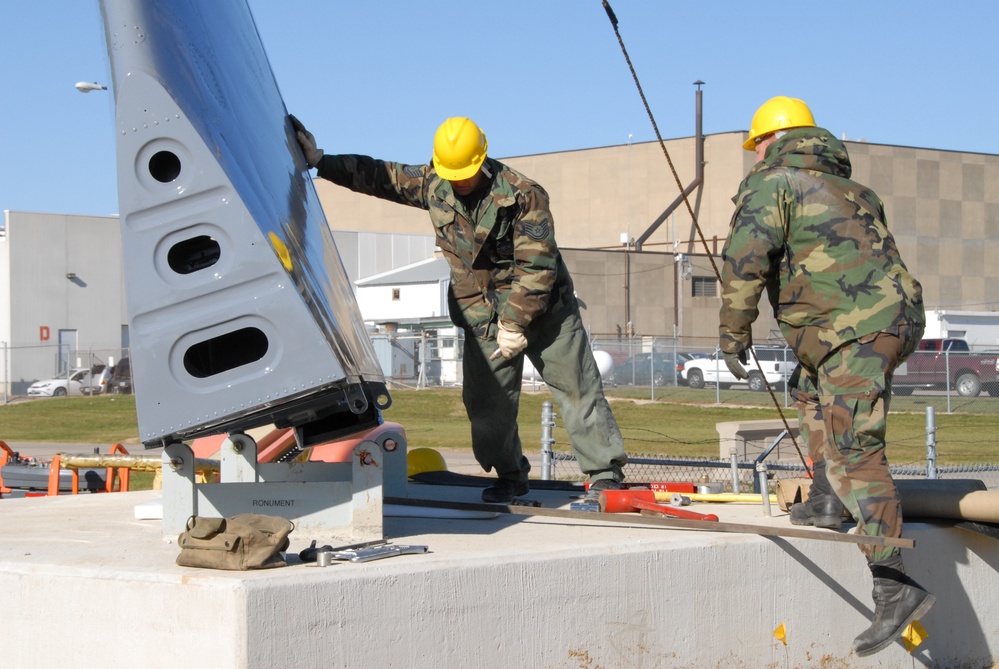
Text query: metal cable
600 0 809 474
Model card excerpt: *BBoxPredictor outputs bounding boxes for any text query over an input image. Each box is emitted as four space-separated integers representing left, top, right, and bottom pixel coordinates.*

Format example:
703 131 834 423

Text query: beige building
316 130 999 347
4 128 998 394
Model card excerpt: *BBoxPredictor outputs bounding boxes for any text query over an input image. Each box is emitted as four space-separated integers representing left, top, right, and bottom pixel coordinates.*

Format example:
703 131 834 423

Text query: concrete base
716 418 800 461
1 485 997 668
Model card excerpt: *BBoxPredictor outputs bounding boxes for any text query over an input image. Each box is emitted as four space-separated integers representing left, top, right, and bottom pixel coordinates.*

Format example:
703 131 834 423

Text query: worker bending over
292 115 627 503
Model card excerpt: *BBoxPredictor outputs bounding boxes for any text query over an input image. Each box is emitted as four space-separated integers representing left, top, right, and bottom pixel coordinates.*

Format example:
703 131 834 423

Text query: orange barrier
0 440 16 494
24 421 404 497
46 455 66 496
46 444 133 496
109 443 131 492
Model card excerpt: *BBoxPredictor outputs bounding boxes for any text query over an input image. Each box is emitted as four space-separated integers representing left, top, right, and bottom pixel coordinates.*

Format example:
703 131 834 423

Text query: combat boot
853 556 936 657
790 460 846 528
482 478 529 504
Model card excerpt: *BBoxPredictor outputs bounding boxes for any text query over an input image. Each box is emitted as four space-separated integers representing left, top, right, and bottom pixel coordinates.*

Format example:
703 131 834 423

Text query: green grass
0 395 142 445
2 388 997 466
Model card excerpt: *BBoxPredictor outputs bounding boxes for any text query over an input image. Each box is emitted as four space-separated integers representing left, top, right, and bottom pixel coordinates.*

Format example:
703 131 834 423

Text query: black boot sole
481 484 529 504
789 514 844 529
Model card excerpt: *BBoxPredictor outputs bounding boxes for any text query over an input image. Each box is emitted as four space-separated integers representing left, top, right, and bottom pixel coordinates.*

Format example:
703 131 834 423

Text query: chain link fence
547 450 999 492
5 332 999 490
1 343 130 400
544 404 999 492
7 333 999 411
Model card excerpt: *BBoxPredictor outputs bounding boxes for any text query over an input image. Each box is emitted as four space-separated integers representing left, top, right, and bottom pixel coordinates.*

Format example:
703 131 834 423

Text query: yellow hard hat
407 447 448 478
432 117 488 181
743 96 816 150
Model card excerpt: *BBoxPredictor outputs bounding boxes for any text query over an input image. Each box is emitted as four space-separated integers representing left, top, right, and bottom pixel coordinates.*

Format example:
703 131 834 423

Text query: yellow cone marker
902 620 928 653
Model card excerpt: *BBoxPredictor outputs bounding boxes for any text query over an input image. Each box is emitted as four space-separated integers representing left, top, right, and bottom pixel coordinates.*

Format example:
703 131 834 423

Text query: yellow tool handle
648 491 778 504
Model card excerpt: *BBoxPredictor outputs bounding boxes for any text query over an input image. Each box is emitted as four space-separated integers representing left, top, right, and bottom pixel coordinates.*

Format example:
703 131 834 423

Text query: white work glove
491 322 528 360
722 350 749 380
289 114 324 168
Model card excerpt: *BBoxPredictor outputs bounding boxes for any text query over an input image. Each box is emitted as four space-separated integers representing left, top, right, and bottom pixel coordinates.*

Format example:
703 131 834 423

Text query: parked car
677 352 709 386
682 346 797 392
110 357 132 394
753 346 799 384
27 368 91 397
606 351 695 387
81 364 113 395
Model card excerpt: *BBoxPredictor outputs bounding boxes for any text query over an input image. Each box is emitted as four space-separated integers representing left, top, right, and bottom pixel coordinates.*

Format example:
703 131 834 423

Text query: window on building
692 276 717 297
392 288 401 301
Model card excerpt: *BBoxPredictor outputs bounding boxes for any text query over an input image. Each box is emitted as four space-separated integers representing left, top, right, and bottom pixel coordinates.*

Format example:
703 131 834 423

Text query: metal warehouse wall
5 131 999 393
316 131 999 336
560 247 781 346
315 132 749 254
3 211 127 391
0 211 441 395
331 229 438 285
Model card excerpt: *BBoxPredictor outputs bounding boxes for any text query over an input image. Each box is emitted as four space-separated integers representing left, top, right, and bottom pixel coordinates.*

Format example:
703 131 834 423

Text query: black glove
289 114 324 168
722 350 749 380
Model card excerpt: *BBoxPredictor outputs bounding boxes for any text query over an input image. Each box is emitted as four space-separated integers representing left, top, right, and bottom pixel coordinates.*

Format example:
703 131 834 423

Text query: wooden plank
384 497 914 550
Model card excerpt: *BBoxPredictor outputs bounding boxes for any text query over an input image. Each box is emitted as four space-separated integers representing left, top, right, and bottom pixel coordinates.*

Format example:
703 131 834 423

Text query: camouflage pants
791 325 922 561
461 295 628 483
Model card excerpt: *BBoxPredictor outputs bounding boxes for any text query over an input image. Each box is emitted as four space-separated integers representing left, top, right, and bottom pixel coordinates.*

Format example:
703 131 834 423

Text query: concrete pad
1 482 998 668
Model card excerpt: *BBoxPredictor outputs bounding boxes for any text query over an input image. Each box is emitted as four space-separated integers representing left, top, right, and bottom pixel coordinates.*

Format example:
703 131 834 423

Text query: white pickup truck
682 346 797 392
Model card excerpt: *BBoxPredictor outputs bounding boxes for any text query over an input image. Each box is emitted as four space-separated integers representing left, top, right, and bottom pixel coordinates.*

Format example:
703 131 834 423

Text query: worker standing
718 96 934 657
291 115 627 503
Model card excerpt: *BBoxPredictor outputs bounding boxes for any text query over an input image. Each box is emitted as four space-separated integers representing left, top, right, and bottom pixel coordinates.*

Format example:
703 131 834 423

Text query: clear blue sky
2 1 998 217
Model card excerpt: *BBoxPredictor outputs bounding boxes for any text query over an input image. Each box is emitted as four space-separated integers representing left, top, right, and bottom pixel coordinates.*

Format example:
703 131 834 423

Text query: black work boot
482 478 529 504
853 556 936 657
789 460 846 529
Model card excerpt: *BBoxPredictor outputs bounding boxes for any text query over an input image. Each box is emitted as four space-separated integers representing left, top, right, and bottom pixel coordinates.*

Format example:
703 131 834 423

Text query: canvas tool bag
176 513 294 570
775 478 812 512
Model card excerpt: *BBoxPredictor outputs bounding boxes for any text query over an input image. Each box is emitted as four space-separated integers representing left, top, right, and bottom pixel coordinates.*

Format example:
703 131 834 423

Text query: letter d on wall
39 326 50 341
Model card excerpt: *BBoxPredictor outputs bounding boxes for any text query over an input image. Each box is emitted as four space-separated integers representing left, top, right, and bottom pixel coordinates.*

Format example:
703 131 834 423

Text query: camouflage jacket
316 155 571 337
719 127 924 357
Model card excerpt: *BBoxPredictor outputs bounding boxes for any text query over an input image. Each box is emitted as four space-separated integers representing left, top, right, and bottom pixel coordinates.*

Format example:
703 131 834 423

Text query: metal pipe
756 462 772 516
672 253 679 341
55 452 220 474
623 243 630 334
650 340 657 402
945 349 952 413
729 447 740 493
634 84 705 252
715 348 721 404
926 406 938 479
541 401 555 480
754 429 789 465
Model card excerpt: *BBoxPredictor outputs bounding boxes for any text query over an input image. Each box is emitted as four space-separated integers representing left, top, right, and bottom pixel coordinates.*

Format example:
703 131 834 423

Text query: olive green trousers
461 296 627 483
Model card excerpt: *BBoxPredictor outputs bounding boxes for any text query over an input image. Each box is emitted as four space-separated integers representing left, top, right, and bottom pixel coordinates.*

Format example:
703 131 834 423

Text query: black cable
599 1 807 472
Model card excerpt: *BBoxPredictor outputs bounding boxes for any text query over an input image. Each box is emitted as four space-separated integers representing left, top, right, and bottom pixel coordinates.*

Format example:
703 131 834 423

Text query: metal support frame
161 426 407 543
541 401 556 480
